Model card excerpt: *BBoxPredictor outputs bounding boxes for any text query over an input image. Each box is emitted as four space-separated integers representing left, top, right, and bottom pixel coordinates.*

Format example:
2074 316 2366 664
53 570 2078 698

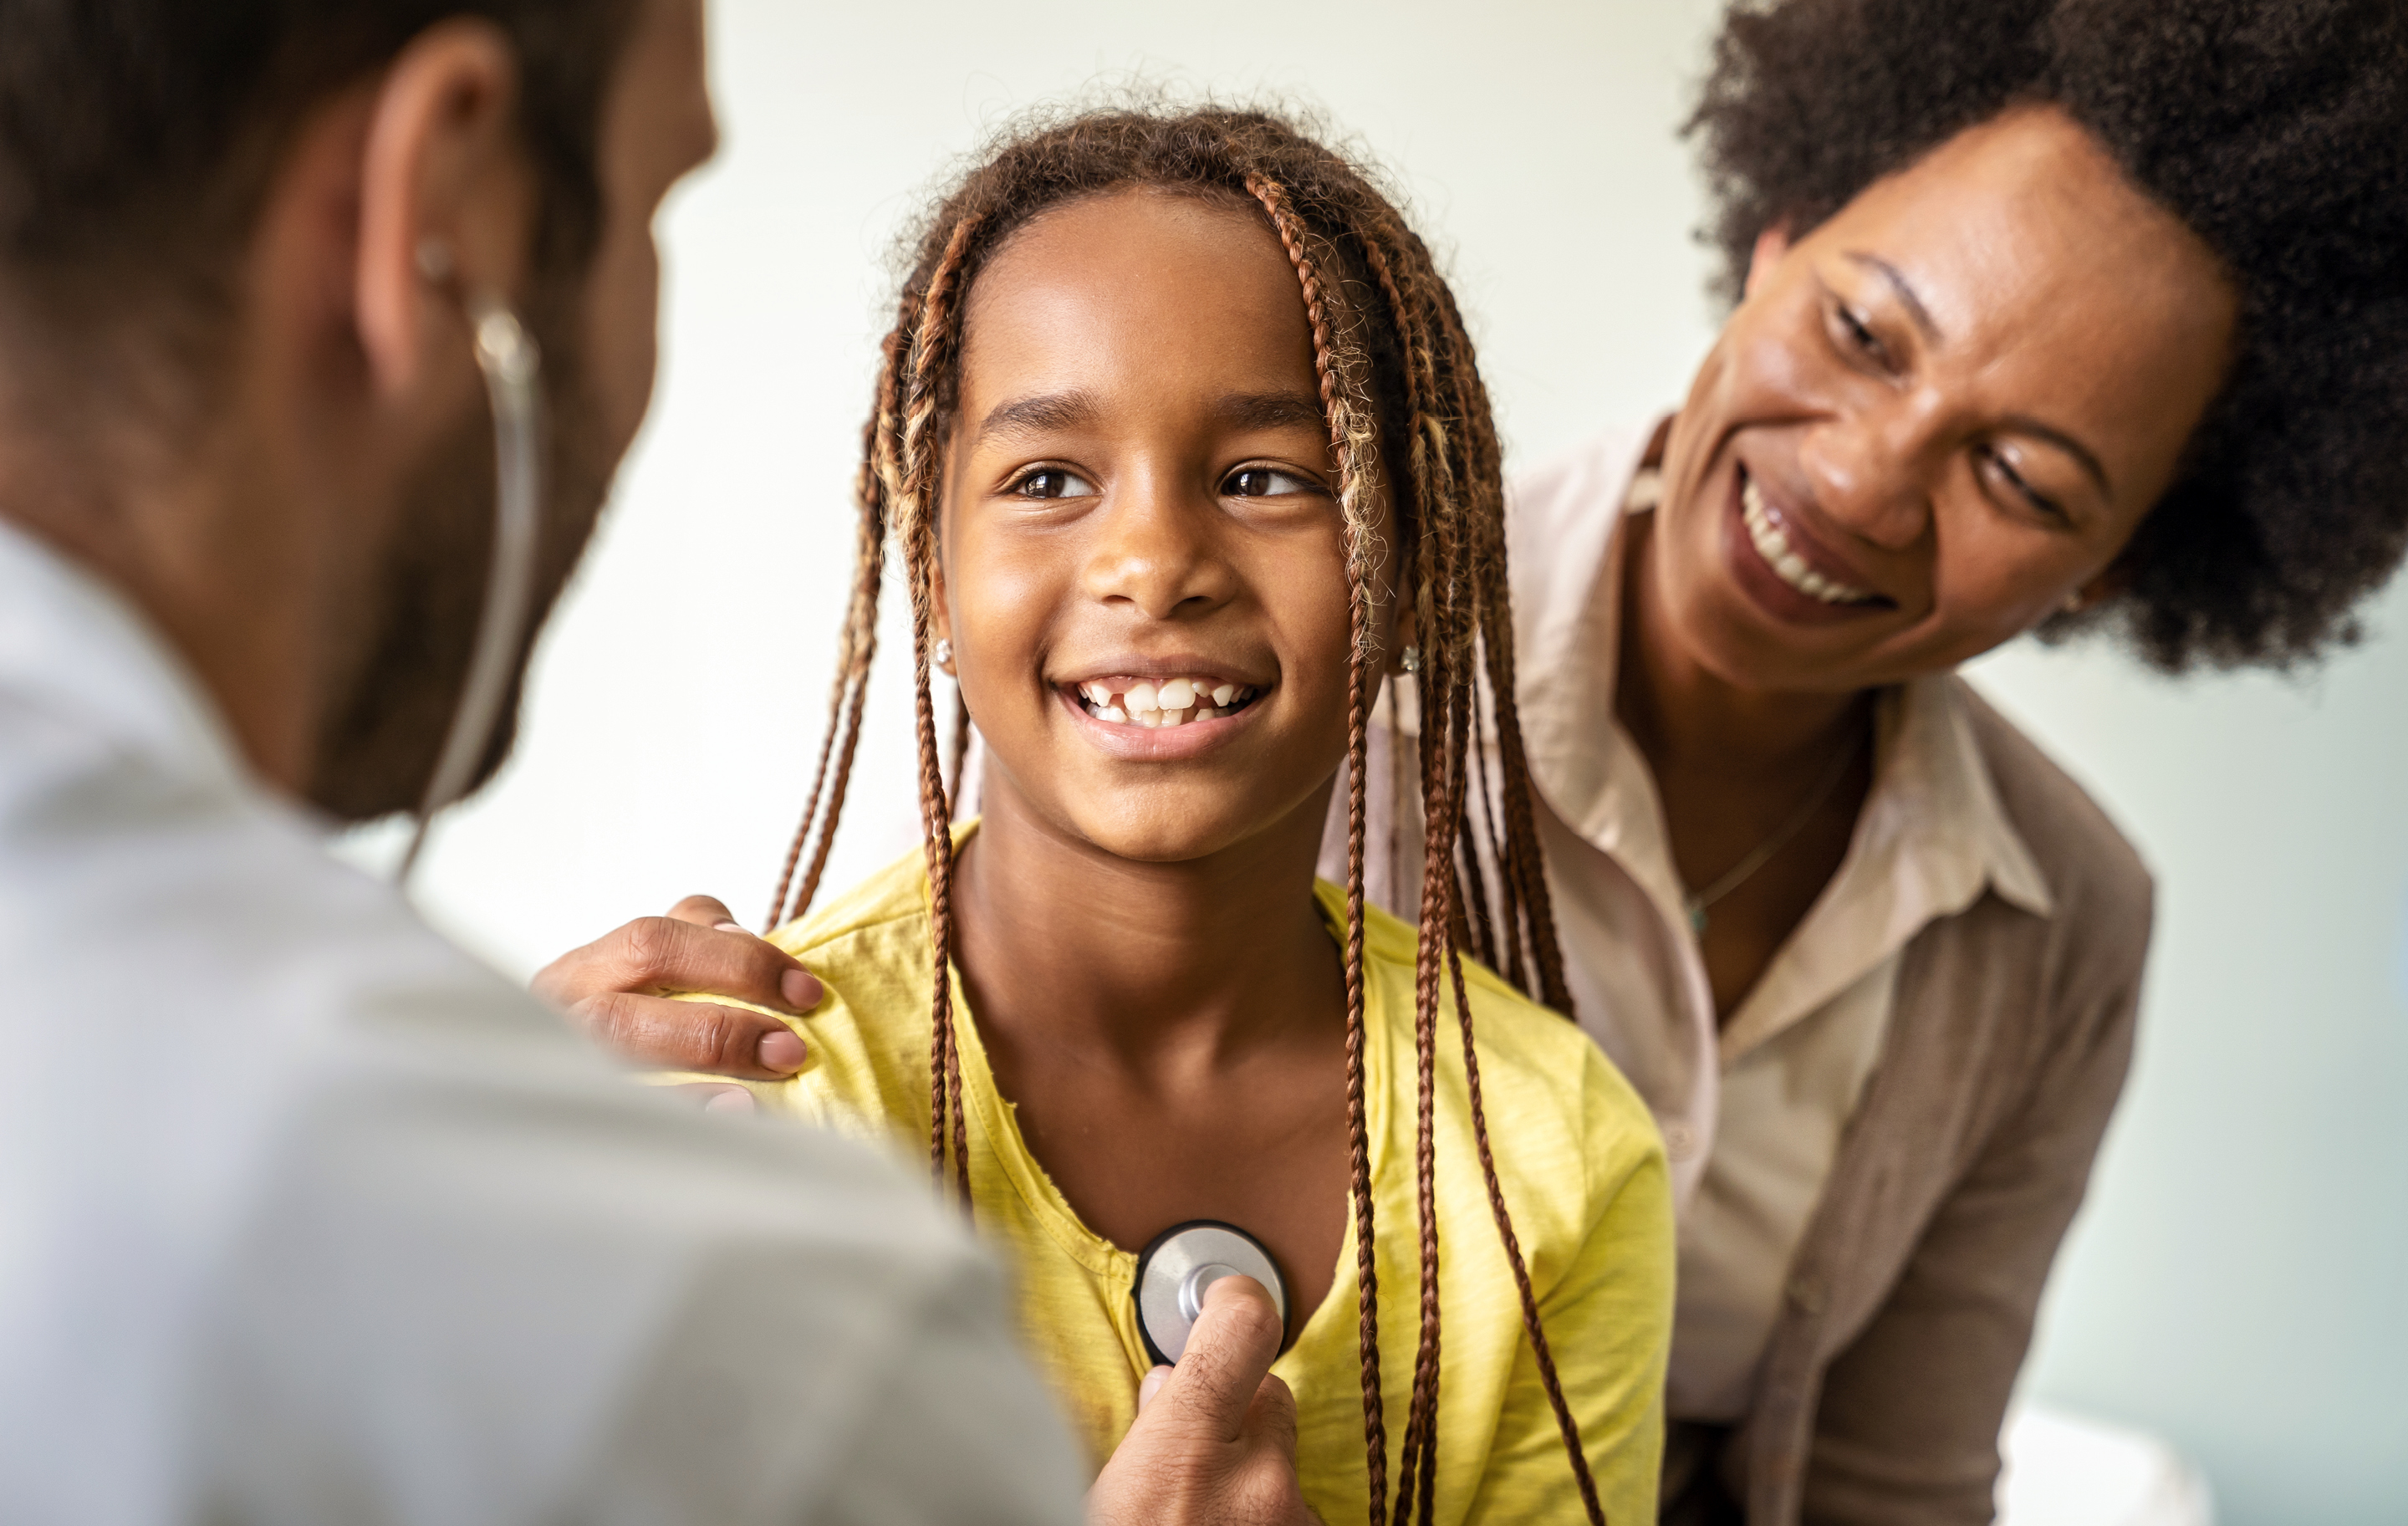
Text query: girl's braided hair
763 105 1599 1524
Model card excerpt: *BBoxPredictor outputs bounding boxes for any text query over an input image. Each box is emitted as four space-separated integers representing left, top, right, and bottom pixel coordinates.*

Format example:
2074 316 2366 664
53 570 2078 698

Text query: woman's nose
1081 475 1237 619
1798 402 1941 552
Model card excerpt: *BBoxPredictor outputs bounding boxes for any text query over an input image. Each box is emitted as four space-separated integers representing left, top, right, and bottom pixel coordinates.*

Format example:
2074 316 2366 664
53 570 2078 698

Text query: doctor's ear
354 18 535 401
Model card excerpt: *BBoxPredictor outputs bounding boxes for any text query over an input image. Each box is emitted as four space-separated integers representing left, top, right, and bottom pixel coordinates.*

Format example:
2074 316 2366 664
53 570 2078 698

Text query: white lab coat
0 519 1085 1524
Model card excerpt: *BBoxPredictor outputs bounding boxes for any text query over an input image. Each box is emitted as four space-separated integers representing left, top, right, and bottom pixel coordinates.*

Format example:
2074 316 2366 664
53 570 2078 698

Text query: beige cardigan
1673 683 2150 1523
1316 421 2152 1521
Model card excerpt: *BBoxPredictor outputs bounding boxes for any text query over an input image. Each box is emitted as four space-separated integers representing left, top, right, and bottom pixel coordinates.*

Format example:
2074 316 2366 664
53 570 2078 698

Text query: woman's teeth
1077 677 1258 728
1741 478 1878 605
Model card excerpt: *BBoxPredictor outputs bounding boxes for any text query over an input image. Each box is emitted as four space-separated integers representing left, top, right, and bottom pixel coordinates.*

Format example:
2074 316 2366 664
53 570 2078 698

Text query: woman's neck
951 774 1345 1078
1617 510 1871 778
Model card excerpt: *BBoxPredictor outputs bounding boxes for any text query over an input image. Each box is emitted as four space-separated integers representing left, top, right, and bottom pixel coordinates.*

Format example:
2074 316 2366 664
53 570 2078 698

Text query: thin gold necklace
1681 728 1865 935
1622 460 1870 934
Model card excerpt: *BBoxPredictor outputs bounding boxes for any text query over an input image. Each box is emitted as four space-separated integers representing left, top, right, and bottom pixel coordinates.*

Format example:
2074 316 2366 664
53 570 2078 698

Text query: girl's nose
1081 474 1238 619
1798 399 1941 553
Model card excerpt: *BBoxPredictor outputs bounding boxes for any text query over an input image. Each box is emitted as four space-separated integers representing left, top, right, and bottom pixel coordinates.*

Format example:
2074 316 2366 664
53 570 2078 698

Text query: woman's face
934 188 1398 864
1653 105 2239 695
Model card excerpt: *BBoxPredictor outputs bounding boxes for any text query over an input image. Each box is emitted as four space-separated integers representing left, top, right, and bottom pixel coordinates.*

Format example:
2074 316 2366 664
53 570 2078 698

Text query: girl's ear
1385 600 1421 676
931 566 957 676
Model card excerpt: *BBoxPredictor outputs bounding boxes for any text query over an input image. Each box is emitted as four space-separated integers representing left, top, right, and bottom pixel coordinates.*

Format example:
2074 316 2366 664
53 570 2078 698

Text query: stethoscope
395 252 545 887
1131 1220 1289 1365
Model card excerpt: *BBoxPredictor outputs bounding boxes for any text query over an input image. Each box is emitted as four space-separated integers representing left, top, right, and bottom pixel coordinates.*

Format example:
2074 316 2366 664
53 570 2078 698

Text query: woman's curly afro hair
1688 0 2408 671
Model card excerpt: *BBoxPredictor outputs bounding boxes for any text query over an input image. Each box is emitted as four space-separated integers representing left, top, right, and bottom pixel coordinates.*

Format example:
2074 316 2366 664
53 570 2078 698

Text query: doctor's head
0 0 715 818
1652 0 2408 696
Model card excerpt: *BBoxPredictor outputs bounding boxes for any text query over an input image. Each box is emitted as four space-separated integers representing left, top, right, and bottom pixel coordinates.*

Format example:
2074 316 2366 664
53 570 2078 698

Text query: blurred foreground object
1998 1406 2214 1526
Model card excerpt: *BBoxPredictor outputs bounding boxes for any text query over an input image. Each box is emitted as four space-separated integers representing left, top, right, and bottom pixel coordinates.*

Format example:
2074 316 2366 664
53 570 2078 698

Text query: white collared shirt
1324 423 2053 1421
0 520 1084 1524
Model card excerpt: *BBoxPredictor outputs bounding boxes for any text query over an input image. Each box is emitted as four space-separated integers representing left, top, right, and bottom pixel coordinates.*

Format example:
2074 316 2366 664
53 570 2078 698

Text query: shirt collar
1881 673 2054 920
0 516 253 793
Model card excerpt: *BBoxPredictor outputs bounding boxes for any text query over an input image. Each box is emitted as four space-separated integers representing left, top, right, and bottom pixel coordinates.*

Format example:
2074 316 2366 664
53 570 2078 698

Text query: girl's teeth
1741 477 1875 605
1078 678 1258 727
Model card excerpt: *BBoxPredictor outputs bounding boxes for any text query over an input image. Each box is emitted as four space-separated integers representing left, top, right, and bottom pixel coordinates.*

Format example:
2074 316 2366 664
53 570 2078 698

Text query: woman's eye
1834 304 1889 366
1977 445 2067 522
1011 467 1095 500
1222 467 1316 498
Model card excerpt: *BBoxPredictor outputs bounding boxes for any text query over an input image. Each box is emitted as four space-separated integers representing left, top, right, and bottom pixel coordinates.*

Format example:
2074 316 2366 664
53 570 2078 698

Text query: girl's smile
1054 664 1273 762
934 186 1395 866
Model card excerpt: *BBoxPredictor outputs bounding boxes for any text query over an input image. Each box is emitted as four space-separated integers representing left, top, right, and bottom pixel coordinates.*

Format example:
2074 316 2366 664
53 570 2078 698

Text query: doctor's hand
1089 1276 1321 1526
531 896 822 1090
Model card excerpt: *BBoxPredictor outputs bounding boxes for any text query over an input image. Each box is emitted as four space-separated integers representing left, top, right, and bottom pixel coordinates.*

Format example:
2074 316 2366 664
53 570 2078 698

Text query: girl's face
935 188 1397 863
1653 105 2239 695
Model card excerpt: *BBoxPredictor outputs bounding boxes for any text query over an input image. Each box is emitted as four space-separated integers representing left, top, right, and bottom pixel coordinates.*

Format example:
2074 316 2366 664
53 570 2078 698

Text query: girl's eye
1011 467 1096 500
1222 467 1316 498
1976 444 2068 523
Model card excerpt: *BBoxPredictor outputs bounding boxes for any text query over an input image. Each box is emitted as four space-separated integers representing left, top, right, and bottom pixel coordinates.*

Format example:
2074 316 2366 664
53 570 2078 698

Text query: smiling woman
1310 2 2408 1522
1653 104 2238 700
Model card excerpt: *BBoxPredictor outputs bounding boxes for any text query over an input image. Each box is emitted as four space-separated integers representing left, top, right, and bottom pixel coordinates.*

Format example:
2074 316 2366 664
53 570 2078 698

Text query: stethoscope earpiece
1131 1219 1288 1365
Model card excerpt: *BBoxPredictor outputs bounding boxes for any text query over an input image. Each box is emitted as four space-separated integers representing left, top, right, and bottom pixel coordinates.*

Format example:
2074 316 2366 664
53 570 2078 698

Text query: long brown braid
766 107 1594 1523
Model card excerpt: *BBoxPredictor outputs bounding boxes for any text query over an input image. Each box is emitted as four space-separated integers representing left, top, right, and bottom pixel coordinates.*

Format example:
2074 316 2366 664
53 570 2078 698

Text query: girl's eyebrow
977 389 1329 444
1217 390 1328 432
979 390 1101 444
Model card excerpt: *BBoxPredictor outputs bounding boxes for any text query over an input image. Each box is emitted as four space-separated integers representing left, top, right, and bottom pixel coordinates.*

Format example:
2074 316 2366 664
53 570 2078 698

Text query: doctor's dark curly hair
1688 0 2408 671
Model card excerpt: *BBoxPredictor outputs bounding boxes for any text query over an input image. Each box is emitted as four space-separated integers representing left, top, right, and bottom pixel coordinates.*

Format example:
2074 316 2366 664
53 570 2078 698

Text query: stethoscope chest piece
1131 1219 1288 1365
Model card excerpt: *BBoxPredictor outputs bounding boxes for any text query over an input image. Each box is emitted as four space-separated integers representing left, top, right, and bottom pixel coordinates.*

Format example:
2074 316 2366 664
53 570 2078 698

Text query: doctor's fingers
1157 1277 1288 1443
563 991 809 1080
1131 1270 1300 1434
1089 1279 1310 1526
532 905 824 1019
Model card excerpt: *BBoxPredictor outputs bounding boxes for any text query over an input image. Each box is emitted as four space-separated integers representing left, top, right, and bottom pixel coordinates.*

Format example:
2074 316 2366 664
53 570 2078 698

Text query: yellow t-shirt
683 838 1672 1524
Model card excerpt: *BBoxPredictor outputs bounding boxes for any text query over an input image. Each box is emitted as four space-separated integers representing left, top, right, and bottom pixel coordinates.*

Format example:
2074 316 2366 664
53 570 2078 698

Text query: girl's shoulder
1320 880 1666 1197
686 847 942 1141
766 845 936 965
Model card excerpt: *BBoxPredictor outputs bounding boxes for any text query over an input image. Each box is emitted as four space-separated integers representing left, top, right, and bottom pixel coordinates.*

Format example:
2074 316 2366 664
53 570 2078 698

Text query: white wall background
389 3 2408 1518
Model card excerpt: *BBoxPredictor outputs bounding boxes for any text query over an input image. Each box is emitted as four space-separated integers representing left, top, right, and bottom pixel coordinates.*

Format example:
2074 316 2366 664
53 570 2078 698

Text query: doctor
0 1 1309 1521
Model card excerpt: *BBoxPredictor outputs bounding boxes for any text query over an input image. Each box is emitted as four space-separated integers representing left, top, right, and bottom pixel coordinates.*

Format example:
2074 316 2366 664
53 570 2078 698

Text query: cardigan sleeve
1793 890 2150 1525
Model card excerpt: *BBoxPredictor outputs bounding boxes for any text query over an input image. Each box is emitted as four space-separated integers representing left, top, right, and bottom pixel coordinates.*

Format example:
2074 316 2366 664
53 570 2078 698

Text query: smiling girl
687 110 1672 1523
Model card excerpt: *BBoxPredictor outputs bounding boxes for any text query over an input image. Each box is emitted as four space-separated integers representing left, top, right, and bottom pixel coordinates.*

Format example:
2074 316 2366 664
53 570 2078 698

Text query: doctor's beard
302 311 617 825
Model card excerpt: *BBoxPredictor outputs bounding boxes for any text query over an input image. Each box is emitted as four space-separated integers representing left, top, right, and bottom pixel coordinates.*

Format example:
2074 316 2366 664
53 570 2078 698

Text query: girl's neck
951 775 1344 1075
1617 511 1872 778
